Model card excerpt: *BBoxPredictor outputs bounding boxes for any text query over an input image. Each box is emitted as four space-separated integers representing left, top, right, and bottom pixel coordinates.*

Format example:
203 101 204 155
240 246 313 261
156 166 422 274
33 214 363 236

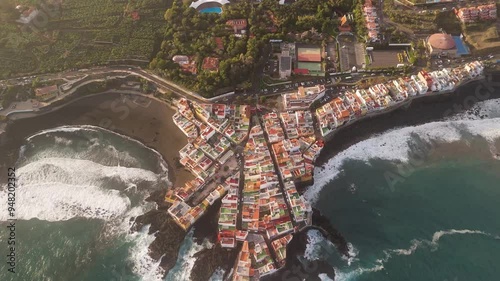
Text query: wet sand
0 91 197 276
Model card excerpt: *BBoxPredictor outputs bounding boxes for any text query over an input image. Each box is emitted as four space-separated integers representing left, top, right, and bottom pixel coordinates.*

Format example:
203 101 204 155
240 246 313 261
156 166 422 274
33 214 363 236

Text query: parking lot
264 59 279 78
338 34 360 72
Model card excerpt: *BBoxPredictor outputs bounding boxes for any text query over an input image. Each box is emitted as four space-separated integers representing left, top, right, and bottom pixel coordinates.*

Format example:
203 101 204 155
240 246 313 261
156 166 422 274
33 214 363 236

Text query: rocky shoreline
315 73 500 167
0 71 498 280
261 208 351 281
0 91 194 276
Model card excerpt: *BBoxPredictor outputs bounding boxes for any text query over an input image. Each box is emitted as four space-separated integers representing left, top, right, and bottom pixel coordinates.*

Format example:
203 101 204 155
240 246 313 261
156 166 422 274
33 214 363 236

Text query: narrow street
256 114 296 228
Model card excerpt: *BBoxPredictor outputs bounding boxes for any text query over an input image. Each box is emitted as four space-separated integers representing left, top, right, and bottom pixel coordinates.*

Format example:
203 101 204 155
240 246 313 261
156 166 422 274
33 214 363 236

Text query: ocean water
1 94 500 281
0 125 169 281
305 99 500 281
165 229 215 281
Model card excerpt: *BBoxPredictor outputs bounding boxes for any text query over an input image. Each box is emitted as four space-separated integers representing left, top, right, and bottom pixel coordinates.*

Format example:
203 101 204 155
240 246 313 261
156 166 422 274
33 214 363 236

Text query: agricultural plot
0 0 170 78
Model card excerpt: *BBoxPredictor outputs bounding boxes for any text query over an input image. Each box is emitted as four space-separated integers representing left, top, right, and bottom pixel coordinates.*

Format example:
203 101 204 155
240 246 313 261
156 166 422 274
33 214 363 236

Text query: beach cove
0 70 499 280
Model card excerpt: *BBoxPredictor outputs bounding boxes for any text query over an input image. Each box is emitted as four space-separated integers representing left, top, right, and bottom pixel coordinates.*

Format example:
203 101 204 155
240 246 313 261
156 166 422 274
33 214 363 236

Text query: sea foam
128 225 165 281
165 229 212 281
335 229 499 281
0 157 160 222
26 125 169 174
305 117 500 203
304 229 326 261
1 125 171 281
448 98 500 121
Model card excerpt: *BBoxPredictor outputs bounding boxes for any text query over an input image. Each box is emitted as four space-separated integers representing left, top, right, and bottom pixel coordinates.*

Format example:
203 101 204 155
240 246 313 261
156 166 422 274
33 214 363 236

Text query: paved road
0 65 212 104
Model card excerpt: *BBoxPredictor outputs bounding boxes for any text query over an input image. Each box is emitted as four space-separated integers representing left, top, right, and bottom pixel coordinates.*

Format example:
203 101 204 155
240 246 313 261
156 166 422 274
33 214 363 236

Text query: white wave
318 273 334 281
305 118 500 203
7 125 172 281
0 182 129 221
304 229 326 261
128 225 165 281
22 140 142 168
208 267 226 281
0 158 160 222
448 98 500 121
26 125 88 140
165 230 208 281
462 118 500 143
26 125 170 175
333 269 358 281
334 264 385 281
390 239 422 256
431 229 500 245
16 157 158 187
54 136 73 146
337 228 499 281
344 242 359 266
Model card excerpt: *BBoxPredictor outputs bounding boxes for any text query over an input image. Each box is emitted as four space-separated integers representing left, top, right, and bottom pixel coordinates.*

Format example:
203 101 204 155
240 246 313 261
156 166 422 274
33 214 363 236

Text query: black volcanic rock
190 199 240 281
131 188 186 275
311 208 350 258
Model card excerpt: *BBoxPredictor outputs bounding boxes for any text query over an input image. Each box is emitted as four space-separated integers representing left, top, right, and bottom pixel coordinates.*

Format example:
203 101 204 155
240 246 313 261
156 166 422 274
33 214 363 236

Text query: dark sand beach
0 92 193 188
0 72 499 280
0 92 196 275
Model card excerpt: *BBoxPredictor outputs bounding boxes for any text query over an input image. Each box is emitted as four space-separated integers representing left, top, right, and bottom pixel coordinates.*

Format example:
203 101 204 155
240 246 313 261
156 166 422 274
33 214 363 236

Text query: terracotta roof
202 57 220 71
428 33 456 50
226 19 247 30
35 85 58 96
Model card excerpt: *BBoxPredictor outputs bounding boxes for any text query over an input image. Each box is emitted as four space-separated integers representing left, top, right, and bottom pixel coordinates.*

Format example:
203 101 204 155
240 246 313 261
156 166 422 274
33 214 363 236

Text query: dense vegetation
0 0 169 79
150 0 356 96
1 0 361 98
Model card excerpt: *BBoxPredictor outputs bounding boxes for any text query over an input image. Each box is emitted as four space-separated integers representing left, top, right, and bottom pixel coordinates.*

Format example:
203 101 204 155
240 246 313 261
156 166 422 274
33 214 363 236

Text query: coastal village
166 60 485 280
0 0 497 280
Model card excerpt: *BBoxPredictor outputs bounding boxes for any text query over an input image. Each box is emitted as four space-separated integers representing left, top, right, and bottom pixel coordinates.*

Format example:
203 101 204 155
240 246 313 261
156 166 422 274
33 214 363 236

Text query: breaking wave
305 117 500 203
304 229 326 261
20 125 169 171
334 229 500 281
128 225 166 281
0 155 160 222
165 229 214 281
0 125 170 281
448 98 500 121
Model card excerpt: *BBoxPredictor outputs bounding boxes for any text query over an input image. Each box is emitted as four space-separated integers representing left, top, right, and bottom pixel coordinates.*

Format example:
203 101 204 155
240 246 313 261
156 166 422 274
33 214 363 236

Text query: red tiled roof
226 19 248 30
202 57 220 71
293 68 309 74
214 37 224 51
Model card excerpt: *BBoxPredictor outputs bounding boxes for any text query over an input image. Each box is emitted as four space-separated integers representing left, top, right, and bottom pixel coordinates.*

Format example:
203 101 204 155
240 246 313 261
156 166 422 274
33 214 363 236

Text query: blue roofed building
452 36 471 56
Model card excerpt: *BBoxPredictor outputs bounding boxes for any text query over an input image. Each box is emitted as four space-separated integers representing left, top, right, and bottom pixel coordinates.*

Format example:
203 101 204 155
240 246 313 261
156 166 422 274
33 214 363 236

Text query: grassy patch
464 22 500 54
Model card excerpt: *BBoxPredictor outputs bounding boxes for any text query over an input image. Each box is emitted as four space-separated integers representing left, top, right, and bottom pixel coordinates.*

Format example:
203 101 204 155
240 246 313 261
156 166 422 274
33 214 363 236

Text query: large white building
282 85 325 110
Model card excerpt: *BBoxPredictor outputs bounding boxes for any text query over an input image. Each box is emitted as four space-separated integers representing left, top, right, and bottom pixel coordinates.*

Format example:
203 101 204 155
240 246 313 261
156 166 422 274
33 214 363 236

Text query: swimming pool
199 7 222 14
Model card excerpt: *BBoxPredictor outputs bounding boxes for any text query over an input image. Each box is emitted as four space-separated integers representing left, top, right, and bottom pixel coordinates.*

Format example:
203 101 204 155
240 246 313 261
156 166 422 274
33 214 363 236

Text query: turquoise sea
306 99 500 281
0 125 219 281
0 126 169 281
1 96 500 281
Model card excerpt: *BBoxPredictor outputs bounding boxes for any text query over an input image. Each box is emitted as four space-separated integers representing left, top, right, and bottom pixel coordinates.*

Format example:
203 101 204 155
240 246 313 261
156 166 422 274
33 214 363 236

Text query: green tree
32 77 41 88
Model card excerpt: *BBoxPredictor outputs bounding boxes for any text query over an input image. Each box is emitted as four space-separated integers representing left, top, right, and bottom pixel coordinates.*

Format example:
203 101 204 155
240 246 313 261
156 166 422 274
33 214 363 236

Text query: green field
0 0 170 79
